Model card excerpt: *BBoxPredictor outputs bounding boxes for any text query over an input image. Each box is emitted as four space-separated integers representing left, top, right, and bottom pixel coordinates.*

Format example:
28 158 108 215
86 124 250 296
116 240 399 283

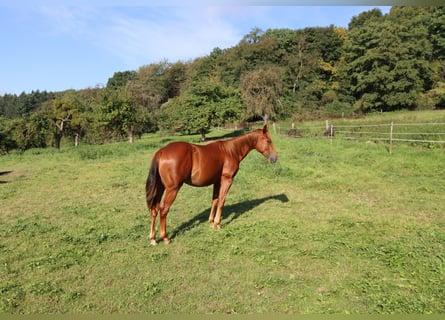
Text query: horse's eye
267 139 271 144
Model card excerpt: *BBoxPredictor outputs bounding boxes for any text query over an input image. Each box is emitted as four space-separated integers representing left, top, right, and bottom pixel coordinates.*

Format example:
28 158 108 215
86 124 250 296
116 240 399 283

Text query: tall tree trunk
53 115 70 149
54 132 62 149
293 33 306 94
74 133 79 147
200 128 206 142
128 125 134 143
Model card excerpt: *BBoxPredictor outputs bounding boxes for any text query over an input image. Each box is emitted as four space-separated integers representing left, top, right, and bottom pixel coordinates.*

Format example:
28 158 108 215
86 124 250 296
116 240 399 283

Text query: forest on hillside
1 6 445 152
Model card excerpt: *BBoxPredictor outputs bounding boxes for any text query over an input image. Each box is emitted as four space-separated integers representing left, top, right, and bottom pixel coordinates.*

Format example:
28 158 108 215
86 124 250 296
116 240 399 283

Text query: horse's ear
262 124 268 134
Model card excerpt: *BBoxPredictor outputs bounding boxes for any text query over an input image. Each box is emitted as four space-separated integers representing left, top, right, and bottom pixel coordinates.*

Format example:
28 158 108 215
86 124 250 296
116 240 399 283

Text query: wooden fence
273 121 445 154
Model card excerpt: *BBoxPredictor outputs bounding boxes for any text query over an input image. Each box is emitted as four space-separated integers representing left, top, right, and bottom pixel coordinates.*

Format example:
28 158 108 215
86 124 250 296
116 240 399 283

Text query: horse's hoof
163 238 171 245
212 223 221 230
150 239 158 246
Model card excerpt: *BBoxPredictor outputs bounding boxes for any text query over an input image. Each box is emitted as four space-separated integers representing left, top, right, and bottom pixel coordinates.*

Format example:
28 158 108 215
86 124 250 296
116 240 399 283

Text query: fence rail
274 120 445 154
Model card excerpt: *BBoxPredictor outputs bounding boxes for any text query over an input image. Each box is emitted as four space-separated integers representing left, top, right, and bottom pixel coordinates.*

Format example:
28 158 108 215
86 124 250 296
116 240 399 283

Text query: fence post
390 122 394 155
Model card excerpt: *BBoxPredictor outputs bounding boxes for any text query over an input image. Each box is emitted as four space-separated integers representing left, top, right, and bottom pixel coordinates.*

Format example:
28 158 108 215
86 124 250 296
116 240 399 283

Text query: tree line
1 6 444 152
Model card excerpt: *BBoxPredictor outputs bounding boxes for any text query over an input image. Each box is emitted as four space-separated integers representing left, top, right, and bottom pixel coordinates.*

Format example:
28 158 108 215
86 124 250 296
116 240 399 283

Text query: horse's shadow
170 193 289 240
0 171 13 184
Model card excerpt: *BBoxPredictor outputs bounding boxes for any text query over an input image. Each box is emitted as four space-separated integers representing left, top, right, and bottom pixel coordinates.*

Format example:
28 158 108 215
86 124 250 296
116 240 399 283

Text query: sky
0 2 391 95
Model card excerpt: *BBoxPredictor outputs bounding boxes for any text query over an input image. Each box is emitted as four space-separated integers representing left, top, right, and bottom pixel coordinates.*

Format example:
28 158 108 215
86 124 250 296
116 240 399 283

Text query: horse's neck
224 132 257 161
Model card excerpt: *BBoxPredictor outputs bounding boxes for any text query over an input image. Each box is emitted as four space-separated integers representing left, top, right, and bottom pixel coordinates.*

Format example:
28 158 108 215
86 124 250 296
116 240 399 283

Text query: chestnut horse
145 124 278 245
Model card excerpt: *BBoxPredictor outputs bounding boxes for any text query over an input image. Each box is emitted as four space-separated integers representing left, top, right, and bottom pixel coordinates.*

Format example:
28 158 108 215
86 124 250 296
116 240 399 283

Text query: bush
324 100 355 116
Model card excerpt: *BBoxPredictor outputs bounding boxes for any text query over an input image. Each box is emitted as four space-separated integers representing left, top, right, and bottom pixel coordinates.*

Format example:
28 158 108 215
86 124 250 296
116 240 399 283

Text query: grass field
1 111 445 314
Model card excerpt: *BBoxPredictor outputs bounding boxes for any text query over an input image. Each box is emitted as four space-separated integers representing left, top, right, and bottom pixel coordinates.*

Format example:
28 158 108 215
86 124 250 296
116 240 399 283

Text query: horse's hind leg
150 184 165 246
150 206 159 246
159 187 180 244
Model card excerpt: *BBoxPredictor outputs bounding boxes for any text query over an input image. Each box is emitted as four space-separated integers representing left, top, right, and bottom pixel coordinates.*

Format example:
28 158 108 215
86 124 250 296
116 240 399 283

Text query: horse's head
255 125 278 163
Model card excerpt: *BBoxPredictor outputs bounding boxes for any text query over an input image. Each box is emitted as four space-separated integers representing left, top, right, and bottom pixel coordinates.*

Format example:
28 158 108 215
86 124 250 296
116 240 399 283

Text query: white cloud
94 7 246 68
38 5 95 36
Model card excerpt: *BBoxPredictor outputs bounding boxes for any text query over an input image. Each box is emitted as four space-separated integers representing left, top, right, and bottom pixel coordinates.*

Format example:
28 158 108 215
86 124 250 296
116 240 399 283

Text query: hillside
1 6 444 152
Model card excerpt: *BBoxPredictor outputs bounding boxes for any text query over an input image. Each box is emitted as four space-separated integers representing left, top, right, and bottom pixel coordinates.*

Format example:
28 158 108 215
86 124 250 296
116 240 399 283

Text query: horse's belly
189 159 221 187
185 144 223 187
188 169 219 187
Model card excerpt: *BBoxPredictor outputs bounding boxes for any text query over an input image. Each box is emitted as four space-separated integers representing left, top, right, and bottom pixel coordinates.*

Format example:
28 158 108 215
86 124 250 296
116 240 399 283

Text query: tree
106 71 136 90
240 66 283 122
348 8 383 29
0 91 54 119
159 80 244 140
70 87 102 146
0 94 18 118
127 63 169 114
51 91 81 148
427 7 445 60
7 112 51 151
422 7 445 109
124 61 187 138
241 27 264 44
100 87 135 142
346 7 433 112
163 61 188 99
0 116 16 153
286 30 308 94
305 26 344 63
101 87 156 143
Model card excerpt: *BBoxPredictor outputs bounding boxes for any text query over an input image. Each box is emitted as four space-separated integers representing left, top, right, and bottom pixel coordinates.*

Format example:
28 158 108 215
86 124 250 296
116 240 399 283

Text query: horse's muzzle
268 153 278 164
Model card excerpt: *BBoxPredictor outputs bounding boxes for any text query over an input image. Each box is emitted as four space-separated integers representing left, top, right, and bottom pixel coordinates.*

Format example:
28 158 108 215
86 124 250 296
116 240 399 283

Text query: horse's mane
217 129 260 159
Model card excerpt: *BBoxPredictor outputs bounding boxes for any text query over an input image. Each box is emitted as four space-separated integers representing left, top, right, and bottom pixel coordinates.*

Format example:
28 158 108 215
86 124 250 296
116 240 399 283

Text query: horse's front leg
209 183 220 225
213 176 233 230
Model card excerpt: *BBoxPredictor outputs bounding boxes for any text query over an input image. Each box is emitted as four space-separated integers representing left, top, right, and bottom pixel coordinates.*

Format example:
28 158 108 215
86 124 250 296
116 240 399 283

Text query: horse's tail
145 152 162 210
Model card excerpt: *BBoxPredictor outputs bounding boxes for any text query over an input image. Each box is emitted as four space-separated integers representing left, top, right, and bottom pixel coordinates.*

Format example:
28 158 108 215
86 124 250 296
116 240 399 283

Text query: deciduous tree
346 7 432 111
240 66 283 122
159 80 243 140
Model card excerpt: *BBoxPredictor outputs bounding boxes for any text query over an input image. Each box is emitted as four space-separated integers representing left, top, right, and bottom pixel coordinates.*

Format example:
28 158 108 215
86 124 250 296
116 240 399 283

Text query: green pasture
1 112 445 314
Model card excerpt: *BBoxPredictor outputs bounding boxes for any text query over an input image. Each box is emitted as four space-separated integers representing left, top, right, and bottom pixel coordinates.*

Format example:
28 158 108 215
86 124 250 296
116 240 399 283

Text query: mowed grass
1 113 445 314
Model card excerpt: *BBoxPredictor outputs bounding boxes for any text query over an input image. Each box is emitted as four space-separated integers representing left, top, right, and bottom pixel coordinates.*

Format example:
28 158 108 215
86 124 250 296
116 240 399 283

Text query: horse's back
158 141 193 155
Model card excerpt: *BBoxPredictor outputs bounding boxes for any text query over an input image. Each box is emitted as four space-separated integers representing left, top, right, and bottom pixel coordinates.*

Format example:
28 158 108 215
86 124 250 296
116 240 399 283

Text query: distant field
1 110 444 314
